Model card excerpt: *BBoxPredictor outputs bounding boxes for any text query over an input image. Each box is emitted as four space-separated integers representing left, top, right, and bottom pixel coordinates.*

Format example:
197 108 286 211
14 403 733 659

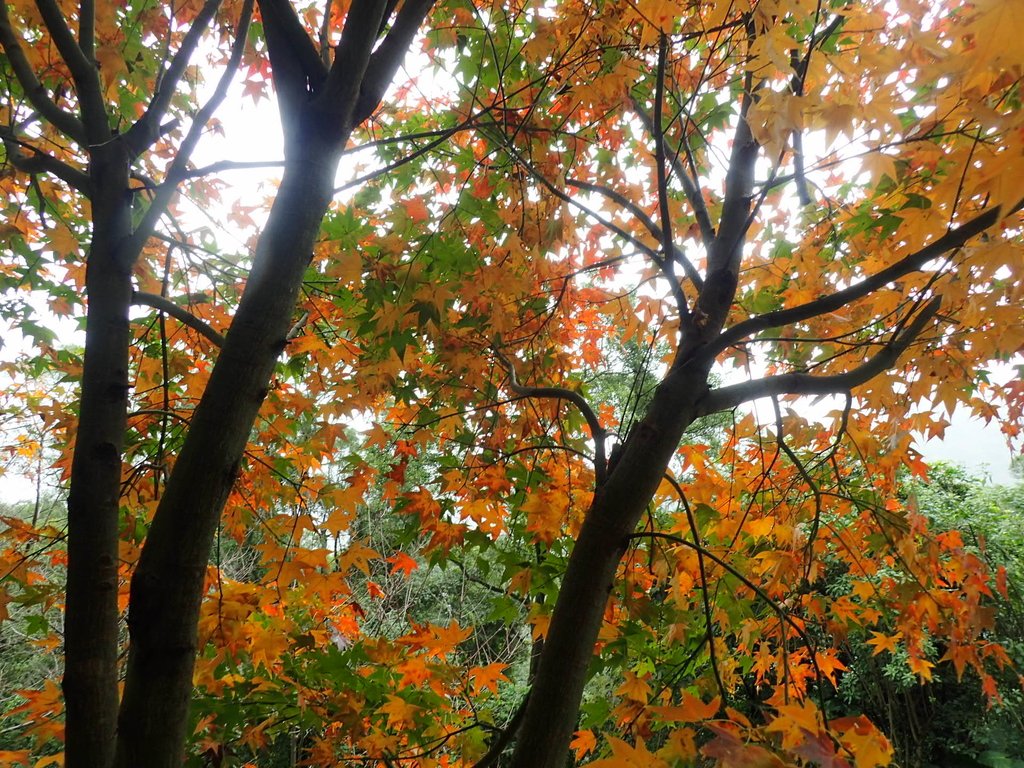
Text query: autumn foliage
1 0 1023 766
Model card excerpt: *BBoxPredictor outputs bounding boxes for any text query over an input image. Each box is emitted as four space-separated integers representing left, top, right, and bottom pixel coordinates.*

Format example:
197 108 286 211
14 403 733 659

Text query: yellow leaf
866 630 902 656
589 736 665 768
615 671 652 703
336 540 380 575
834 715 894 768
746 516 775 539
378 694 420 729
765 700 823 749
907 655 934 682
47 224 79 257
965 0 1024 72
862 151 898 184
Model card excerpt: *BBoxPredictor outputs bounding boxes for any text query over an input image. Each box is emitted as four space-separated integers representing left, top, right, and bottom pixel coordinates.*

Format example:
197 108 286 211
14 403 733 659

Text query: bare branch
706 201 1021 361
0 1 87 141
322 0 390 116
132 291 225 348
178 159 286 178
705 71 758 278
318 0 334 66
609 39 690 323
351 0 437 123
33 0 107 136
653 36 681 303
258 0 328 135
79 0 94 60
493 347 608 485
122 0 224 158
697 296 942 415
0 127 91 192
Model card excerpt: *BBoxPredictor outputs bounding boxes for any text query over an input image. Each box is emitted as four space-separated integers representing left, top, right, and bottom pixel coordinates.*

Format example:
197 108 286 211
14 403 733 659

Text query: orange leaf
570 729 597 760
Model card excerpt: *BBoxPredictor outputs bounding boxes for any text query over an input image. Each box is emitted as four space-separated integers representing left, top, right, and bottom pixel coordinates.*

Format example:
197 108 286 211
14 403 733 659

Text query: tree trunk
63 146 133 768
111 0 435 758
510 365 709 767
114 146 341 767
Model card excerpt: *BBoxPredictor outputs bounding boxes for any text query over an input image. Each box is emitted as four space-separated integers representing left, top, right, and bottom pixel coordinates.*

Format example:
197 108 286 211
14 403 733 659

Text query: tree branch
490 133 664 268
33 0 107 136
256 0 330 146
697 295 941 416
321 0 389 122
631 96 715 252
318 0 334 65
132 291 225 347
565 178 704 290
472 692 531 768
0 127 91 192
122 0 223 158
78 0 94 61
0 0 87 142
705 70 758 278
653 35 681 301
352 0 436 123
493 347 608 486
127 0 254 254
706 201 1021 361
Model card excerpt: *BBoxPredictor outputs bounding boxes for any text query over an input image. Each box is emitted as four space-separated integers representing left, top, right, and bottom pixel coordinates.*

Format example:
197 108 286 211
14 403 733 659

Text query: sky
919 409 1016 485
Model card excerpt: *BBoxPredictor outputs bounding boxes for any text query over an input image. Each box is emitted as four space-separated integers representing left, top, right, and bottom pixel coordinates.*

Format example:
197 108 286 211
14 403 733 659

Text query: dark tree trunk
509 366 710 767
63 145 133 768
114 149 341 767
113 0 437 761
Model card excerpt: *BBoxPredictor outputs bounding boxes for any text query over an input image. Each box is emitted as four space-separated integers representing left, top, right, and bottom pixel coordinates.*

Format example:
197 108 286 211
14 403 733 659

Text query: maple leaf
387 551 418 577
702 724 789 768
649 692 721 723
470 662 507 695
866 631 903 656
336 541 380 576
765 700 824 750
379 695 420 729
589 736 666 768
570 729 597 760
834 715 893 768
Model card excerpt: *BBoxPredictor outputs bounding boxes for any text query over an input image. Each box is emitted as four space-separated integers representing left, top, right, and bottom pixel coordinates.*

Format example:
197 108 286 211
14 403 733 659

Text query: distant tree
834 467 1024 766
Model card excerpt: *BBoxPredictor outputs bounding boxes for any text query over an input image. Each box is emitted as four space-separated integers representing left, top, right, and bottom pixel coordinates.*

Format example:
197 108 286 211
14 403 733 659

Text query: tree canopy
1 0 1022 766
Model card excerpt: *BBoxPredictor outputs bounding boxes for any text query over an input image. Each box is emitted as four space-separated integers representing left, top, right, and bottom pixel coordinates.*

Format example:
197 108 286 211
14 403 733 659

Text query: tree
1 0 1022 766
832 466 1024 766
2 0 436 764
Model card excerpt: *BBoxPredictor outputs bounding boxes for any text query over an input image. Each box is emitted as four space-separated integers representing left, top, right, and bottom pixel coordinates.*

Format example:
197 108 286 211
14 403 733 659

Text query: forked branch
33 0 106 132
706 200 1023 362
126 0 254 255
697 295 942 416
0 0 87 141
0 126 91 191
122 0 224 157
